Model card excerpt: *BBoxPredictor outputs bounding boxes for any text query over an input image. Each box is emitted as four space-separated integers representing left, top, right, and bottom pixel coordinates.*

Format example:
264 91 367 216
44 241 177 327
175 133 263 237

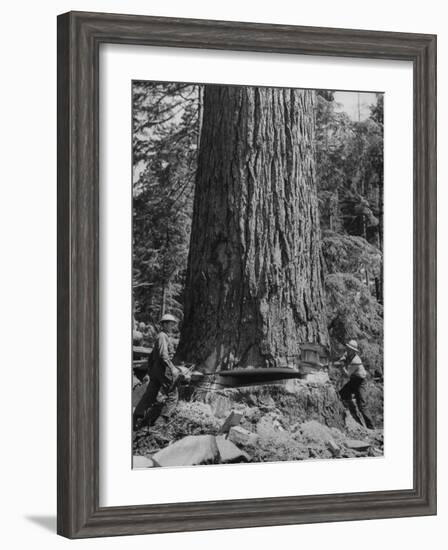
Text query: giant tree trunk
177 85 328 371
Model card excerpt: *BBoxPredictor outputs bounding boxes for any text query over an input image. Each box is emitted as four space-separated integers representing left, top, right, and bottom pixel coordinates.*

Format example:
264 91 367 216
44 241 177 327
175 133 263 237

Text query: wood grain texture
57 11 437 539
178 86 328 370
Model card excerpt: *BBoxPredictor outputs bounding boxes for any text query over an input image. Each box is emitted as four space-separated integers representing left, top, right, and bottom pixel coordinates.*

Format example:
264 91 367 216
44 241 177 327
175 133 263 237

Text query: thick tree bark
177 85 328 371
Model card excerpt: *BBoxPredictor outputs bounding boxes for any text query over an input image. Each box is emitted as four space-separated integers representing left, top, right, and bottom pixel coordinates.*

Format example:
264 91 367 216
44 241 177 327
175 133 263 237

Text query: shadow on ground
25 515 56 533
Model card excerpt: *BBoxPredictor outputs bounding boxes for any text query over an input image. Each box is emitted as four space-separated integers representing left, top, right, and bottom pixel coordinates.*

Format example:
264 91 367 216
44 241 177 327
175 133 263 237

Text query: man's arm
334 352 347 365
157 333 174 370
334 352 348 375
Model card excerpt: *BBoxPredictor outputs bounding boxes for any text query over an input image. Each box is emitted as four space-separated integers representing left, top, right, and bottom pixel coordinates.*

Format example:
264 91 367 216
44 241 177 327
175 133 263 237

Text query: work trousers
133 373 178 427
339 375 374 429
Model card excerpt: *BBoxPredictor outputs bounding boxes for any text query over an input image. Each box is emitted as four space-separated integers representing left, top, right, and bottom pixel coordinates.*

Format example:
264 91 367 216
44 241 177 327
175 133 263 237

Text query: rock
344 439 371 451
256 413 286 437
301 420 335 444
344 411 371 438
258 395 276 410
228 426 259 447
326 439 341 457
216 435 251 463
153 435 219 467
300 420 341 456
369 446 383 457
219 411 243 435
132 455 159 468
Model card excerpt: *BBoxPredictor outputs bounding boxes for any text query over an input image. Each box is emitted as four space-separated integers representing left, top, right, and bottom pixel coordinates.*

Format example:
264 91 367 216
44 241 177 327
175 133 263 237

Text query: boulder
132 455 159 468
228 426 259 447
326 439 341 457
219 411 243 435
153 435 219 467
301 420 335 444
344 410 371 438
300 420 341 456
216 435 251 463
344 439 371 451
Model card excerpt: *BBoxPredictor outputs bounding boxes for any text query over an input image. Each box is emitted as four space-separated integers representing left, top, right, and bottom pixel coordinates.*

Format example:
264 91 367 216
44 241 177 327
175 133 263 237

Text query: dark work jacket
147 331 176 383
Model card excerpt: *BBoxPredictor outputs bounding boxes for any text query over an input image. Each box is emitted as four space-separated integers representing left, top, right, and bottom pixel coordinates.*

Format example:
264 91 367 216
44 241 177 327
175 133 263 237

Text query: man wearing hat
335 340 374 429
133 313 180 430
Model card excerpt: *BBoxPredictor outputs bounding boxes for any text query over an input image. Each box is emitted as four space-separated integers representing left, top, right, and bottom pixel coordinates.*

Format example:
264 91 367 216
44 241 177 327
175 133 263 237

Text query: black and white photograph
0 0 440 544
131 82 384 468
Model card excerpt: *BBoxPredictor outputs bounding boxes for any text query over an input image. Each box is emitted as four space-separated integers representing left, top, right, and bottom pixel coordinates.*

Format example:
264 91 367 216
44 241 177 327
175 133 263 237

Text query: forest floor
132 380 384 468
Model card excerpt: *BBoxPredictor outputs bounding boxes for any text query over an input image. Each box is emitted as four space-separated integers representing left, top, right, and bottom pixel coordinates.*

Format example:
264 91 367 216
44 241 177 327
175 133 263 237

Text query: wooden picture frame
57 11 437 538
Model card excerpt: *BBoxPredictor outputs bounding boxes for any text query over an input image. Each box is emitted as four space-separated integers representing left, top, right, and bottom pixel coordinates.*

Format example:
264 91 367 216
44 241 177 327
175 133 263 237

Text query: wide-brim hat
345 340 359 353
160 313 177 323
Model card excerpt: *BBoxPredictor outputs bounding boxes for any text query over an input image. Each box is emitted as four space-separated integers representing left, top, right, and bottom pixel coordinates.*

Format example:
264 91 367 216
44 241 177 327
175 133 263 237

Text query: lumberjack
133 314 180 430
335 340 375 429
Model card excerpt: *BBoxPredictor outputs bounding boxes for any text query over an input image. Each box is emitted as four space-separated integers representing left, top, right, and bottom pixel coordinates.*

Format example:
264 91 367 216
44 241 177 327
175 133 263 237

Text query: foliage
322 230 382 278
316 94 384 374
133 401 221 456
166 401 221 438
315 92 384 248
325 272 383 373
132 82 199 333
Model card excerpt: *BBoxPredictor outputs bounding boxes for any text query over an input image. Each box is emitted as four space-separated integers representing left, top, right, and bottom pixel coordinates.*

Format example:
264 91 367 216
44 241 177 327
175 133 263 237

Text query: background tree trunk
177 85 328 371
